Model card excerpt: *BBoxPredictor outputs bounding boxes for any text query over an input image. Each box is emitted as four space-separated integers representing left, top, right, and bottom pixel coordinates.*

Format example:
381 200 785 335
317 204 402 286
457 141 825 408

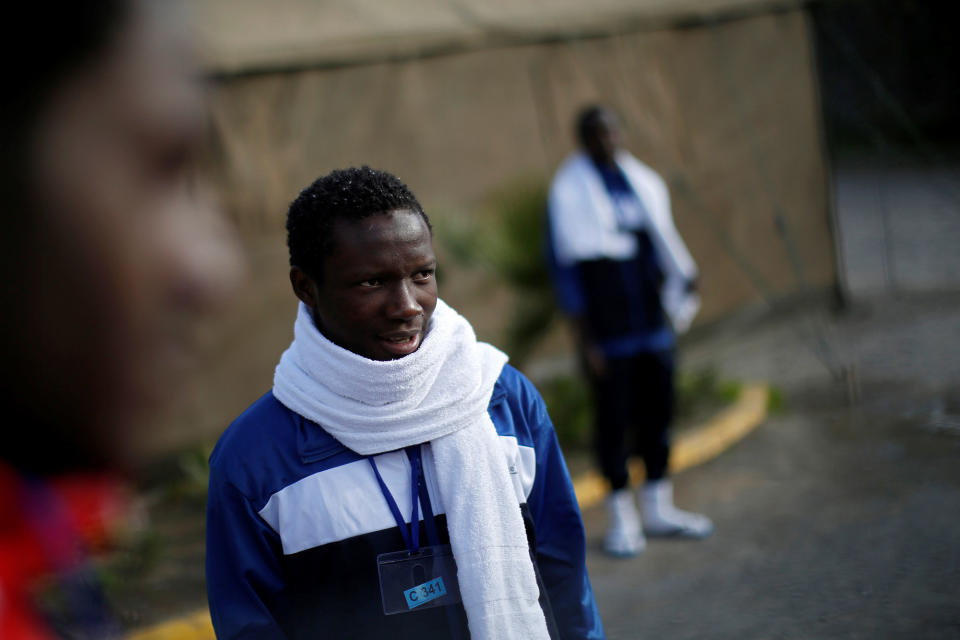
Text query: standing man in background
547 105 713 557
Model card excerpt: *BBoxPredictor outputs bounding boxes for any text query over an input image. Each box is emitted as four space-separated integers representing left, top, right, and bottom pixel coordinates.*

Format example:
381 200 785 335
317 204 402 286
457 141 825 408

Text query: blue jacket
206 364 605 639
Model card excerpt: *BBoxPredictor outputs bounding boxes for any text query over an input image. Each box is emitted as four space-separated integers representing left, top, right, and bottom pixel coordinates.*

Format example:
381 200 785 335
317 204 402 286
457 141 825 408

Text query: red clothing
0 463 127 639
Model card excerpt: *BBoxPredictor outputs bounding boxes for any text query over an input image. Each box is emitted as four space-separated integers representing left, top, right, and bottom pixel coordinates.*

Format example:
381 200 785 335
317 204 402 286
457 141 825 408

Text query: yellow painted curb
127 383 769 639
571 382 770 510
126 609 213 640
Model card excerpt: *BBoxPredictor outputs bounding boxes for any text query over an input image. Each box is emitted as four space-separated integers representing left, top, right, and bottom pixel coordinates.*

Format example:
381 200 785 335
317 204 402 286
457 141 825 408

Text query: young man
206 167 604 639
547 105 713 557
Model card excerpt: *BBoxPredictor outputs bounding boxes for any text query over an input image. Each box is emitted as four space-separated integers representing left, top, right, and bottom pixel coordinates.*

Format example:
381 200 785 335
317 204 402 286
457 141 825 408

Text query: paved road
582 294 960 639
582 158 960 640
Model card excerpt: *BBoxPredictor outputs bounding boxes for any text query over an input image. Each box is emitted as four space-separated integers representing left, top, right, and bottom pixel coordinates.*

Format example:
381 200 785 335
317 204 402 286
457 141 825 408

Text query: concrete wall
141 8 836 454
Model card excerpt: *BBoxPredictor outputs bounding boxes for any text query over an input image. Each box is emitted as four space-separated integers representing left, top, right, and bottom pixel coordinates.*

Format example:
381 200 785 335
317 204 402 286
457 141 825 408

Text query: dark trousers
591 349 674 491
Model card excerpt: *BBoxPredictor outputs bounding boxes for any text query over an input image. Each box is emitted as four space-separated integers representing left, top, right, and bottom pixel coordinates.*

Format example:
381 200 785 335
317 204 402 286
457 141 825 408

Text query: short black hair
575 104 615 146
286 166 432 281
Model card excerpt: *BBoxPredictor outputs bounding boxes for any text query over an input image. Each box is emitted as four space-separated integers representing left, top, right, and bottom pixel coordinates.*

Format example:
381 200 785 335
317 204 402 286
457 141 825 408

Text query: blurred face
21 3 242 465
583 110 623 166
292 210 438 361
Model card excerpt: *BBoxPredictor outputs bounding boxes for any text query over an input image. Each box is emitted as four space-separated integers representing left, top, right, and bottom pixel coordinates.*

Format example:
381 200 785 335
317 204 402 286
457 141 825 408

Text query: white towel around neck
272 299 550 639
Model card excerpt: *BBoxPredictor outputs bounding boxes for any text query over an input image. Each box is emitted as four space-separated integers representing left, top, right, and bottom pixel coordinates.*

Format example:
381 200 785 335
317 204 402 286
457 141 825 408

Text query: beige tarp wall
144 7 835 454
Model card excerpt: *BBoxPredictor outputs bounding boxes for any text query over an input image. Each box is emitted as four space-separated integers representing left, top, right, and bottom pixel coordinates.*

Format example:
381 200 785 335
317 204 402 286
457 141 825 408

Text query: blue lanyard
368 446 439 553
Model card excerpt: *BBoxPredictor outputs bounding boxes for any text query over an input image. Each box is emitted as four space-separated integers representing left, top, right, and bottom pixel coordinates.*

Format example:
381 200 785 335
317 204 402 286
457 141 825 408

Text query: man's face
24 5 242 464
295 209 438 361
583 110 623 166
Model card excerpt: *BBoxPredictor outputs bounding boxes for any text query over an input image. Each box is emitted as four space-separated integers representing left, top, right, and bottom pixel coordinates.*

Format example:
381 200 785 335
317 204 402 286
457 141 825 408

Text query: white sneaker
604 489 646 556
640 479 714 539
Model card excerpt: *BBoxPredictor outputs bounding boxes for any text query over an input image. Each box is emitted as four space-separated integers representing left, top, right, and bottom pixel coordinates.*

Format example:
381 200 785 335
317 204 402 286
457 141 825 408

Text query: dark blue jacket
546 214 674 358
206 364 605 639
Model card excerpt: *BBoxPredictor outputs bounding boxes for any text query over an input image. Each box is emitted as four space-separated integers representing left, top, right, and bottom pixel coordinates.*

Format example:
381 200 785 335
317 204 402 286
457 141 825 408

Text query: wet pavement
583 294 960 639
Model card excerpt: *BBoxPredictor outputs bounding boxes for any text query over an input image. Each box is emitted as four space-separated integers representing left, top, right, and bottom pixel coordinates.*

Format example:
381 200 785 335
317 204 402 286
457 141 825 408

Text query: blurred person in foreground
546 105 712 557
205 167 604 639
0 1 241 637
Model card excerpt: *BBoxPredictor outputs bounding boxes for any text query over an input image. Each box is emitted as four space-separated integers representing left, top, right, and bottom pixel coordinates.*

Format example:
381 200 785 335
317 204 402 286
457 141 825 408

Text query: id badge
377 544 462 615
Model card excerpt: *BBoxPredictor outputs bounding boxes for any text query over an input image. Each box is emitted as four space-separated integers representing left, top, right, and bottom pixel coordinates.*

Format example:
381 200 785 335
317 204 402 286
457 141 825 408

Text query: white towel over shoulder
548 150 700 333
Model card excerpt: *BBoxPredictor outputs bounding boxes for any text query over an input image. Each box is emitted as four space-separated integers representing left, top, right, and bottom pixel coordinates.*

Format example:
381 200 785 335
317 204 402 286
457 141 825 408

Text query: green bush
437 177 558 367
538 374 594 450
675 368 742 424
